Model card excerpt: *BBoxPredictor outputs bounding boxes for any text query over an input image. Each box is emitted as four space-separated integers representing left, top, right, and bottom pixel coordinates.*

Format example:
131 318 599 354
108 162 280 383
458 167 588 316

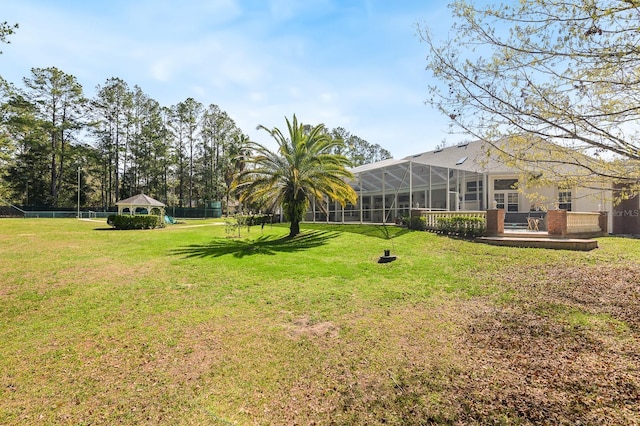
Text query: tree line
0 67 391 211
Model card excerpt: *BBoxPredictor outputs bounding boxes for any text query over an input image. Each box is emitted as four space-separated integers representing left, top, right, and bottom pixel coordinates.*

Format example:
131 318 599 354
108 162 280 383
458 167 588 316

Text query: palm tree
233 115 357 237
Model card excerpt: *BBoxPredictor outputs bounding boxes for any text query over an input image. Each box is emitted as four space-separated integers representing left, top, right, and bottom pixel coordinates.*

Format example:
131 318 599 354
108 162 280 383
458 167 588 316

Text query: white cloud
149 59 175 82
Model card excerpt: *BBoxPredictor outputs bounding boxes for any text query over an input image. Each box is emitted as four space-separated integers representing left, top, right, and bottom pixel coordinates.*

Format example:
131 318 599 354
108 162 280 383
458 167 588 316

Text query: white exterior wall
573 186 609 212
525 186 556 211
486 173 608 214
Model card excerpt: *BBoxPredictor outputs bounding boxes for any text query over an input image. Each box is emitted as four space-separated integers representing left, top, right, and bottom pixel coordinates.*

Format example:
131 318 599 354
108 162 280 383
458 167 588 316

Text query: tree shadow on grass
302 223 411 240
170 230 339 259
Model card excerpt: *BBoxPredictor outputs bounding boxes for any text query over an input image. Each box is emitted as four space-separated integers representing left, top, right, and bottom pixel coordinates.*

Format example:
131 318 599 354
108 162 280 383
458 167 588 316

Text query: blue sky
1 0 463 158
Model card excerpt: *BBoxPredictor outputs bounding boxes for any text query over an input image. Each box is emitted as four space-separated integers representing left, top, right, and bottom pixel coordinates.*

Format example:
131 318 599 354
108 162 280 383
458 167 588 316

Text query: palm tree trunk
289 220 300 237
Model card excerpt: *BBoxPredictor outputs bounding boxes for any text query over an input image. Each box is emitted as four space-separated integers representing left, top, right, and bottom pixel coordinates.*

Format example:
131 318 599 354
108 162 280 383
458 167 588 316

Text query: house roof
347 136 607 195
115 193 166 207
403 140 512 174
347 140 513 193
350 157 409 174
350 140 513 178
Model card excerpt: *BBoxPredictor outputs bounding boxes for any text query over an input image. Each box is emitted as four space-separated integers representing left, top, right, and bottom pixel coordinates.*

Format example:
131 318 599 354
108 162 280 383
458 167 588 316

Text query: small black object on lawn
378 249 397 263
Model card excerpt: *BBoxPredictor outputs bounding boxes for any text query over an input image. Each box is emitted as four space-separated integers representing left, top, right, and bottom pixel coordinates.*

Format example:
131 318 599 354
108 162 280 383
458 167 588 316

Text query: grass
1 218 639 424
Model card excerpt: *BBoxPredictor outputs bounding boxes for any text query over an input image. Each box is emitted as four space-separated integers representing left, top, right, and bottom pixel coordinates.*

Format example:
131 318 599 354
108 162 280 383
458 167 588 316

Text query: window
494 179 518 191
465 180 483 201
467 181 483 192
507 193 519 212
494 190 519 212
493 179 518 211
558 190 572 211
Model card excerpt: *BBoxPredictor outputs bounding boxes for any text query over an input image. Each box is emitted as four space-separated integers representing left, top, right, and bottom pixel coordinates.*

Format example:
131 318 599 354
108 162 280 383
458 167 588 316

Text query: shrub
107 214 164 230
436 216 485 238
408 216 426 231
244 214 275 227
225 214 276 238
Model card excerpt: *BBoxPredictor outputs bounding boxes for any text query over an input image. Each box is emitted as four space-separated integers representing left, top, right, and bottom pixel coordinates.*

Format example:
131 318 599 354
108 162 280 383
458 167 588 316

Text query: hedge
107 214 164 230
435 216 485 238
408 216 427 231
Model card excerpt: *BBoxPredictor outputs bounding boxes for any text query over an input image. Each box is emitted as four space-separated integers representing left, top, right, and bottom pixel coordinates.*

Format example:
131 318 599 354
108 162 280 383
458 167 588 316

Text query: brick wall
547 209 567 237
485 209 504 236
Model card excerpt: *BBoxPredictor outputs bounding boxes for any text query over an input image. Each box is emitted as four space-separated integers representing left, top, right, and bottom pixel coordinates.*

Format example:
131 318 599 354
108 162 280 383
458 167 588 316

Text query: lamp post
23 177 29 207
77 166 82 218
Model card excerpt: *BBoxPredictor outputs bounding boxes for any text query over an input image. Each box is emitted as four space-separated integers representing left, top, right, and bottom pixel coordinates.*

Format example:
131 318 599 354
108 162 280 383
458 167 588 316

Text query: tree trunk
289 220 300 238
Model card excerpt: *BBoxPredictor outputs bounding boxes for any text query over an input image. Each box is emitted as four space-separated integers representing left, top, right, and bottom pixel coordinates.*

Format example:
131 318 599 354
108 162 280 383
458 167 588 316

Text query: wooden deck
477 230 598 251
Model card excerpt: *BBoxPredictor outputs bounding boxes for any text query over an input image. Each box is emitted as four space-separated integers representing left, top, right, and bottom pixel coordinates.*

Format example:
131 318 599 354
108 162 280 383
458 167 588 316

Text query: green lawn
1 219 639 424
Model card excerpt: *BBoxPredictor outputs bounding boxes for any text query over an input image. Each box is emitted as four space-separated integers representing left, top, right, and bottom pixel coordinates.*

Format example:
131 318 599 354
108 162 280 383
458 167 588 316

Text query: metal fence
20 211 114 219
1 206 223 219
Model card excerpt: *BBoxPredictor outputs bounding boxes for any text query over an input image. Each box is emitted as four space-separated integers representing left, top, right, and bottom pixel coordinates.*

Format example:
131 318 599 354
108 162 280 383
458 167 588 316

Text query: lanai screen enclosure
306 142 501 224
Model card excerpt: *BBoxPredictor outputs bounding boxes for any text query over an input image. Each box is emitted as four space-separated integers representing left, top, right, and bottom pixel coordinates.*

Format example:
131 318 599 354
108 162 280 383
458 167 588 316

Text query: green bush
225 214 277 237
245 214 275 226
436 216 485 238
107 214 164 230
408 216 426 231
230 214 274 227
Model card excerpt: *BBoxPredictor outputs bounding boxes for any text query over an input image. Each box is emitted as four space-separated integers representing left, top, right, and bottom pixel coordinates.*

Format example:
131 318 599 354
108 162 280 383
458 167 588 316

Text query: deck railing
412 209 486 230
567 212 602 234
412 209 603 236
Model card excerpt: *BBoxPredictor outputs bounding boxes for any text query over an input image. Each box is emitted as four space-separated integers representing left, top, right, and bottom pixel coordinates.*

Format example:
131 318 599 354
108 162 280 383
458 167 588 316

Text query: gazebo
115 193 166 217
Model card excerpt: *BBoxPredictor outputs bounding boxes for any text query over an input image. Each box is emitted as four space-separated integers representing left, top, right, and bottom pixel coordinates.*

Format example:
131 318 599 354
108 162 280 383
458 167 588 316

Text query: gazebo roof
115 193 166 207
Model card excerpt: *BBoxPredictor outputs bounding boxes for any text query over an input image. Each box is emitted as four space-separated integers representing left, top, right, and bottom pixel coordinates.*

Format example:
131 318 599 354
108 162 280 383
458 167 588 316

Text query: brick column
485 209 504 236
547 209 567 237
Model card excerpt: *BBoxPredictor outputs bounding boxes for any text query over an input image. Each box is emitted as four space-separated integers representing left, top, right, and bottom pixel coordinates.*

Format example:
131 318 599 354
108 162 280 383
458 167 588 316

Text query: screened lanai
306 141 510 224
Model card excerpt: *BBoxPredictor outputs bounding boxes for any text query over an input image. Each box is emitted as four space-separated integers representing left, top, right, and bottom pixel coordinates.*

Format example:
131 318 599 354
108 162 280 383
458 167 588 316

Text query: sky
1 0 464 159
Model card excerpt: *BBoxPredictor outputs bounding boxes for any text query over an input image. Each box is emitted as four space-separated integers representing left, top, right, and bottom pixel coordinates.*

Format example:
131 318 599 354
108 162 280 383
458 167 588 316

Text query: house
305 139 614 232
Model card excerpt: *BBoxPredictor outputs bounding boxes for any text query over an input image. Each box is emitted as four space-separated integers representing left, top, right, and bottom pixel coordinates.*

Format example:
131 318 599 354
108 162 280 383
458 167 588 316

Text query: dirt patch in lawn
447 263 640 424
287 315 340 339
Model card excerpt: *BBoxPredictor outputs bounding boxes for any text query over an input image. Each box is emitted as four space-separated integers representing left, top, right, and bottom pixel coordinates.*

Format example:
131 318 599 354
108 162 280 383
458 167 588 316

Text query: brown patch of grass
542 264 640 329
287 316 340 339
225 298 477 425
444 263 640 424
232 264 640 425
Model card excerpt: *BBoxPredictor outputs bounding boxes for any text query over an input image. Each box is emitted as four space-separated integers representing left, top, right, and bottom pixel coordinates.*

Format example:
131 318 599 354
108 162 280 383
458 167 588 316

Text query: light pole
23 177 29 207
77 166 82 218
